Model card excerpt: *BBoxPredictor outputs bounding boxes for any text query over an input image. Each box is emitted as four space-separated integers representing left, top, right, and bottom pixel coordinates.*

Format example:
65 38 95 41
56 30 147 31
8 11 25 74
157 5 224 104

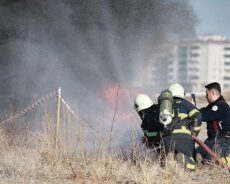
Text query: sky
190 0 230 39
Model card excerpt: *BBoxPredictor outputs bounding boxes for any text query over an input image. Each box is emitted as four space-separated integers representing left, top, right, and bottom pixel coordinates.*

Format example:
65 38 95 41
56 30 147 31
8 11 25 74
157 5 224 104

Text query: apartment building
143 35 230 92
168 35 230 92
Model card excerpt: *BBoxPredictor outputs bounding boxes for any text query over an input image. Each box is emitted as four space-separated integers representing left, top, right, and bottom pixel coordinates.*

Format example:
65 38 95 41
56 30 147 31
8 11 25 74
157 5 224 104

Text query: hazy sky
190 0 230 39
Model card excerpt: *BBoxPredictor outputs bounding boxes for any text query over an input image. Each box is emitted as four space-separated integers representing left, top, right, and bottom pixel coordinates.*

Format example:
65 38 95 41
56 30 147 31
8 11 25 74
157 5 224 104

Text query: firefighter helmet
168 83 185 98
134 94 153 112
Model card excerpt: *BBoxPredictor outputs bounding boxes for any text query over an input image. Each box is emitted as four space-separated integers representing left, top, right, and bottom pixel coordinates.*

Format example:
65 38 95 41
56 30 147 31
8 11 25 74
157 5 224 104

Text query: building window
224 62 230 66
224 54 230 58
190 60 199 64
189 68 199 72
178 68 187 73
178 51 187 57
191 53 199 58
190 75 199 80
224 77 230 80
179 60 187 64
191 46 200 50
224 47 230 51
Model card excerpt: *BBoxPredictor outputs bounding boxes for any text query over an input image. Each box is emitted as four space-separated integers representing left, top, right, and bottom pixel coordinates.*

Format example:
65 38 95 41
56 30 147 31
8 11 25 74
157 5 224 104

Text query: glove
146 140 154 149
191 130 199 137
190 126 200 137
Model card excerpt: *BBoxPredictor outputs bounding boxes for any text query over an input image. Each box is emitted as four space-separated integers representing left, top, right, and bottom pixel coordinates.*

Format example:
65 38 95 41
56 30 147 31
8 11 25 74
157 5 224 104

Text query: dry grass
0 110 229 184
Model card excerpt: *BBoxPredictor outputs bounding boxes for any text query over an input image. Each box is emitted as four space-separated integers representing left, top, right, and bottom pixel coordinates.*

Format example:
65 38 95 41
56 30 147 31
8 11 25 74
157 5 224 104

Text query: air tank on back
158 89 174 126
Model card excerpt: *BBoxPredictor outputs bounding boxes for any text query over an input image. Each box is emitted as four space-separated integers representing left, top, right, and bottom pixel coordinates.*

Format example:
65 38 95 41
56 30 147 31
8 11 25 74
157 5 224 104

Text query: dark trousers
158 135 195 169
162 135 194 157
196 138 216 160
196 135 230 160
217 135 230 157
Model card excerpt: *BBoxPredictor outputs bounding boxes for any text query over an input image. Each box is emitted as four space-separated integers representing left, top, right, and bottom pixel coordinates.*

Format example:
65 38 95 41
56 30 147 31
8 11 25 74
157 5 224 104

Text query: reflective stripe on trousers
172 126 191 135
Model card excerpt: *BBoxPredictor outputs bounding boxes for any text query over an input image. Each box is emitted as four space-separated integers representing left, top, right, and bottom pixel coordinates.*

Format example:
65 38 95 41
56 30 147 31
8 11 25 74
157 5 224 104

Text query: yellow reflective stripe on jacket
193 126 201 131
172 126 191 135
178 113 188 119
188 109 199 117
146 132 158 137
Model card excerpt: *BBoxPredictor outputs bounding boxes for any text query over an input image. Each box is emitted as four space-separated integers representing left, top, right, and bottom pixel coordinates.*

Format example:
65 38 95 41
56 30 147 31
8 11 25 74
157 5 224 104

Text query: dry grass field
0 93 230 184
0 112 229 184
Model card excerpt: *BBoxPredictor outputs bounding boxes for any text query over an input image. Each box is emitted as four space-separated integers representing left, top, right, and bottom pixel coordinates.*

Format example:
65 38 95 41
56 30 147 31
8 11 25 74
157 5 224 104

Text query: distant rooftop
178 34 230 45
198 34 227 42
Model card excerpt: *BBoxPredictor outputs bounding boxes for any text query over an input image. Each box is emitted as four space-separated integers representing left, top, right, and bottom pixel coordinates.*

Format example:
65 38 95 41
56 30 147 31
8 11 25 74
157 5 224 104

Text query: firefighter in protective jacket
134 84 202 171
164 83 201 170
134 94 161 148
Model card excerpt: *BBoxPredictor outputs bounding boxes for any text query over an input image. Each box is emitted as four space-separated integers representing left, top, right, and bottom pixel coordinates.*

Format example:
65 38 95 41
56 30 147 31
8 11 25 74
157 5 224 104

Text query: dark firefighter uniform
141 104 161 148
141 97 201 170
199 95 230 164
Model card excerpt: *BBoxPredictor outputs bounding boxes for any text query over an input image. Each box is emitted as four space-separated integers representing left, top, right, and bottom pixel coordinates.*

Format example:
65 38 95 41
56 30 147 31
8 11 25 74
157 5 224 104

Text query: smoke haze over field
0 0 197 141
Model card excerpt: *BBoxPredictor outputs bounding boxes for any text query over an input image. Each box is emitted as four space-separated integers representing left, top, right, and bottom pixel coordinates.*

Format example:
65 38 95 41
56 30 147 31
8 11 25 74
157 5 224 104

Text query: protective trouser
196 138 217 160
217 135 230 157
196 134 230 164
218 135 230 166
162 136 196 170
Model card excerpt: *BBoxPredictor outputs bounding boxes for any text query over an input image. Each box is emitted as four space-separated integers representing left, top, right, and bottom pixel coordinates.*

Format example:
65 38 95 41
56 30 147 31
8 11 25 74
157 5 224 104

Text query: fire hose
192 136 230 171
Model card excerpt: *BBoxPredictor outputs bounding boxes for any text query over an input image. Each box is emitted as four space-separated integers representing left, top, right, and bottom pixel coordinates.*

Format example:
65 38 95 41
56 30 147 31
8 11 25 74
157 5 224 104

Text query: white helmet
168 83 185 98
134 94 153 112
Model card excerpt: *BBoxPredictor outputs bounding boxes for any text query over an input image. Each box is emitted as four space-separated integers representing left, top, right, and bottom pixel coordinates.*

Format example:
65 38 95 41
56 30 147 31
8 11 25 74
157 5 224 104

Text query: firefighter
134 84 201 171
134 94 161 149
198 82 230 165
164 83 202 170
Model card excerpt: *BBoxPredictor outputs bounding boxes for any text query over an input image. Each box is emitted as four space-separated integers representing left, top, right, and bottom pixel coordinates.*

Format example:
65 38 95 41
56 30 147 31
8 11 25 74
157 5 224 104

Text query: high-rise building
143 35 230 93
169 35 230 92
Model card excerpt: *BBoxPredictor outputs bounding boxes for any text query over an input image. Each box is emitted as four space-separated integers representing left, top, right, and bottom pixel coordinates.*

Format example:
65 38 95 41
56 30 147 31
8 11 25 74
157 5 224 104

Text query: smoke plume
0 0 197 144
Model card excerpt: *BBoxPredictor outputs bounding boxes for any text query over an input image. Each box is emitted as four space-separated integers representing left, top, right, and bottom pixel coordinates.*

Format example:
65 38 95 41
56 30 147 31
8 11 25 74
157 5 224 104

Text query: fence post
54 87 61 150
